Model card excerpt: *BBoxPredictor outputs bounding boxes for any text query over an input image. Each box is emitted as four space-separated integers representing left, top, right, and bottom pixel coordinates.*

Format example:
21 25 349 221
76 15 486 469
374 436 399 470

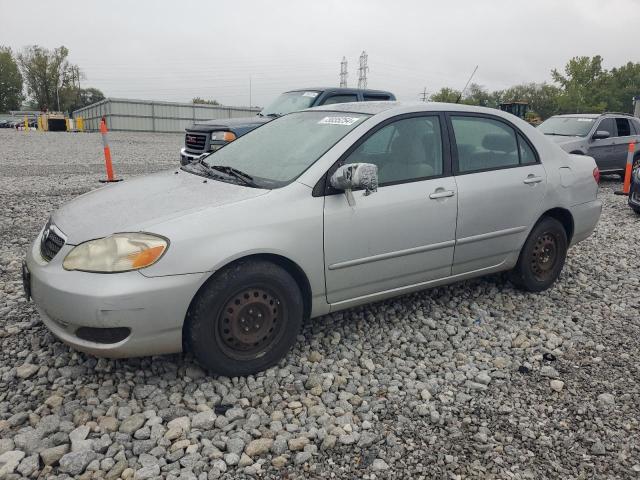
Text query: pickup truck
180 87 395 164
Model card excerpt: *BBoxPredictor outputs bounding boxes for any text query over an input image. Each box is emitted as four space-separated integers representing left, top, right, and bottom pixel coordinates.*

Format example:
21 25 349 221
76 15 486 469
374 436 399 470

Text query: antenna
340 57 348 88
455 65 478 104
357 51 369 89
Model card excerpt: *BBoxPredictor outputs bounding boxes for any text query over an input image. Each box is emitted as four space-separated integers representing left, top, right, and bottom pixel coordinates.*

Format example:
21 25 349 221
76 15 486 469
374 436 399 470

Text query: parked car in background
25 102 601 376
538 113 640 177
180 87 396 164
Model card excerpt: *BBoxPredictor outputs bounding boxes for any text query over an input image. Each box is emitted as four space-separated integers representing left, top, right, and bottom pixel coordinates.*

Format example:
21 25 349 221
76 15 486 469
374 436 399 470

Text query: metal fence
72 98 261 133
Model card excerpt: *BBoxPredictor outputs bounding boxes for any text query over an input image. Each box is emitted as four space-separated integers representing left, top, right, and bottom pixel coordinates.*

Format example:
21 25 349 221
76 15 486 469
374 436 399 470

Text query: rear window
363 94 392 101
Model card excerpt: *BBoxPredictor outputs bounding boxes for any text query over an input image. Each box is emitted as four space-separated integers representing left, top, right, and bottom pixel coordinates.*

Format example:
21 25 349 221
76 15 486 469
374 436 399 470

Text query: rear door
323 113 457 304
612 117 634 171
587 117 617 171
448 113 547 274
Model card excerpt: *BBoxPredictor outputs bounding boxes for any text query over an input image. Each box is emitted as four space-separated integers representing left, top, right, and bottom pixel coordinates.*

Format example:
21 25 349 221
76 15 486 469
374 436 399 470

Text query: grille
185 133 207 151
40 224 66 261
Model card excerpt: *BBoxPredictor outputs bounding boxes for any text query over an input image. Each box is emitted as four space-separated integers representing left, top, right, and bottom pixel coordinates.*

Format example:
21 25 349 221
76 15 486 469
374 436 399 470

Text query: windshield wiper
209 165 260 187
544 133 574 136
264 113 280 118
180 159 228 181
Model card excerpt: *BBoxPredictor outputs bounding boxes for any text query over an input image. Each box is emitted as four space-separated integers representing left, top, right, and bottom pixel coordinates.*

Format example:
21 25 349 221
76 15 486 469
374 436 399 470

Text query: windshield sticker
576 118 595 122
318 116 361 126
303 91 319 98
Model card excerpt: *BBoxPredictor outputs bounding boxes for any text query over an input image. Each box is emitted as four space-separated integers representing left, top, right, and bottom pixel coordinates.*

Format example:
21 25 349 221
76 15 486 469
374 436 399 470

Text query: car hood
545 135 582 144
188 115 271 132
52 169 269 244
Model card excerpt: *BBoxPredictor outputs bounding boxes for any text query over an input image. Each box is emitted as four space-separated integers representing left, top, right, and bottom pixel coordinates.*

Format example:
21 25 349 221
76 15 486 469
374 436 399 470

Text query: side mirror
330 163 378 206
592 130 610 140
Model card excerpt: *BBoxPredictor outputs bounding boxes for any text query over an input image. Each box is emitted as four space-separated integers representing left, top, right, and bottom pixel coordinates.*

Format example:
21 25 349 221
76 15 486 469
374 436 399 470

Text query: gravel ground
0 129 639 479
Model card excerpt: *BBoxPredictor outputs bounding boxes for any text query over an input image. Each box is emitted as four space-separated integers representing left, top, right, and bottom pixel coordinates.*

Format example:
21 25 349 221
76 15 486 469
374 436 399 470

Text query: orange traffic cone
99 118 122 183
615 141 636 196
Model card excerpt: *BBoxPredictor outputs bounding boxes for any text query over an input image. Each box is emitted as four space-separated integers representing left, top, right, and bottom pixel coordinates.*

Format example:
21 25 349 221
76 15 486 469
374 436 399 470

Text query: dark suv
180 87 395 164
538 112 640 177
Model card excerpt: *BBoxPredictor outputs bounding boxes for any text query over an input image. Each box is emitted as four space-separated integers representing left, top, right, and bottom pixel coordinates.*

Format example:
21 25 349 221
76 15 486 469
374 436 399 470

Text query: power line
339 56 348 88
357 51 368 89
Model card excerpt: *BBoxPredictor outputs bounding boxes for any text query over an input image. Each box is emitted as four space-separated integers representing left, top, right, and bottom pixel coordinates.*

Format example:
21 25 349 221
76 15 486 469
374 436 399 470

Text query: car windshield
538 117 596 137
202 111 370 188
260 91 320 116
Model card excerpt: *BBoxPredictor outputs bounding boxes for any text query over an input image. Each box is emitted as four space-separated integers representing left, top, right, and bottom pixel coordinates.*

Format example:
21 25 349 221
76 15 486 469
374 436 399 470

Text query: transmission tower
340 57 348 87
357 51 369 89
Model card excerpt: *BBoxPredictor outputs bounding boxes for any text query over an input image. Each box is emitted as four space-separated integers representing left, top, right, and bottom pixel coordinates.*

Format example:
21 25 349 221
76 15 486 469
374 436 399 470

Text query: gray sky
2 0 639 107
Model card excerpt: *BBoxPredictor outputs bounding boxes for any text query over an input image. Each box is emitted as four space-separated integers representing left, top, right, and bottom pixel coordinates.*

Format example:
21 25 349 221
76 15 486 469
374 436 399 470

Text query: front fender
139 182 326 312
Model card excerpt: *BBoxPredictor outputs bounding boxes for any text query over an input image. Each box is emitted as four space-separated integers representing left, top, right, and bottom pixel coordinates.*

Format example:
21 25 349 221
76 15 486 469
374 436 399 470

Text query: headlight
63 233 168 273
210 131 236 144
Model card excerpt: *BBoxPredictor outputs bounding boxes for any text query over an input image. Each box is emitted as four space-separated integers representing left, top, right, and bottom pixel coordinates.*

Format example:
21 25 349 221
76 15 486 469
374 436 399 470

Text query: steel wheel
530 232 558 282
509 216 567 293
216 285 286 361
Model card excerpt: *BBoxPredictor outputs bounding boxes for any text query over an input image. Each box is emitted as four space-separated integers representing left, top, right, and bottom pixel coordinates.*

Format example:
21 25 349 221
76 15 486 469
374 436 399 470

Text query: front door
448 114 547 274
323 114 458 304
588 117 617 171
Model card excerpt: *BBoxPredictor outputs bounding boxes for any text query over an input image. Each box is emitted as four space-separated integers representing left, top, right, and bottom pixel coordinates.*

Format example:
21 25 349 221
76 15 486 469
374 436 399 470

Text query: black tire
632 205 640 215
509 217 568 292
185 259 304 376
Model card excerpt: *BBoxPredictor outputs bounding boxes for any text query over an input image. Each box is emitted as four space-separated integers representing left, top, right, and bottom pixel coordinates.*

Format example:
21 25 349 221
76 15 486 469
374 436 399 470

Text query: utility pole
420 87 428 102
339 57 348 88
249 76 252 108
357 51 369 89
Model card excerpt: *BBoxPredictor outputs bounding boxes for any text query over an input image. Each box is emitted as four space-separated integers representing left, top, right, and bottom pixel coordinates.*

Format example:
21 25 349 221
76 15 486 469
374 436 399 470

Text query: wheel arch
540 207 574 244
182 253 313 349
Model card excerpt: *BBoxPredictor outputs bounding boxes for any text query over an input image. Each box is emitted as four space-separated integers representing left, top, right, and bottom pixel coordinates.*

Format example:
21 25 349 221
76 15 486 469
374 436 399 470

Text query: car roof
308 100 522 117
551 113 637 119
285 87 394 96
551 114 600 119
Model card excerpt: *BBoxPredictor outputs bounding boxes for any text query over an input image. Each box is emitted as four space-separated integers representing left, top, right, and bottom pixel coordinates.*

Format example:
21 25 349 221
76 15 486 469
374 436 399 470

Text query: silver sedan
24 102 602 376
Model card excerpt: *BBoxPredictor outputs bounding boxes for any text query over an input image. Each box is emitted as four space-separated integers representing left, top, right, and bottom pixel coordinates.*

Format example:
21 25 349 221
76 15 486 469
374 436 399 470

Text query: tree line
429 56 640 119
1 49 638 118
0 45 105 113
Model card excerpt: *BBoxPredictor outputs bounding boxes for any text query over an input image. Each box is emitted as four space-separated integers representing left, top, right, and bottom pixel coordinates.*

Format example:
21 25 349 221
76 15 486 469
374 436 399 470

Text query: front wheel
509 217 568 292
185 260 304 376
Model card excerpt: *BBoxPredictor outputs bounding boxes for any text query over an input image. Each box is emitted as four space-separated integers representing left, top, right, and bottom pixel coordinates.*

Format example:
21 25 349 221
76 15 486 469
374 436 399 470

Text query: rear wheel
185 260 304 376
509 217 568 292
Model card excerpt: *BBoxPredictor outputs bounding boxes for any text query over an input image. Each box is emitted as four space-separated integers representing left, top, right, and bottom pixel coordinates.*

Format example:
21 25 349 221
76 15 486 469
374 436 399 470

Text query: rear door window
451 116 520 173
321 94 359 105
615 118 631 137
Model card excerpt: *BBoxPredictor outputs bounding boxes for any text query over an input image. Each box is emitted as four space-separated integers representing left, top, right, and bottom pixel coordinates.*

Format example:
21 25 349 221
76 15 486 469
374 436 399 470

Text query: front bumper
180 148 206 166
25 234 208 358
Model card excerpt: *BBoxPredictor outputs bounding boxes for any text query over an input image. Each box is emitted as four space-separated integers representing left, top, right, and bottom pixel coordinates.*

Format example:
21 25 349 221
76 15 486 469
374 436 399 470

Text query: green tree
17 45 73 111
429 87 461 103
462 83 493 107
193 97 221 105
551 56 608 113
499 82 561 120
605 62 640 113
0 46 23 111
61 86 105 112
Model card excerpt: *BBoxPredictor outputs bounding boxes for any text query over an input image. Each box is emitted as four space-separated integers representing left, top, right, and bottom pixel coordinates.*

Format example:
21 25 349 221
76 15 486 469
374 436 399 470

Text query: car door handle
523 175 543 185
429 189 455 199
